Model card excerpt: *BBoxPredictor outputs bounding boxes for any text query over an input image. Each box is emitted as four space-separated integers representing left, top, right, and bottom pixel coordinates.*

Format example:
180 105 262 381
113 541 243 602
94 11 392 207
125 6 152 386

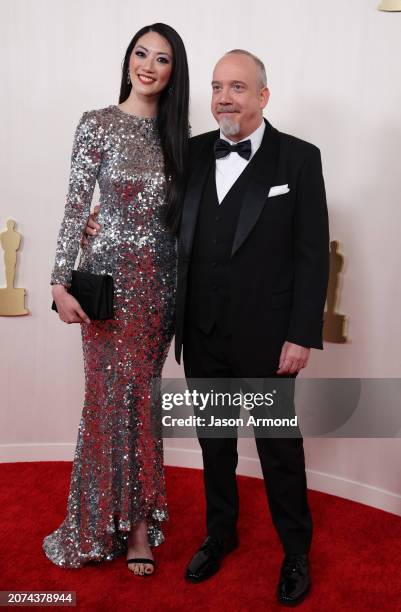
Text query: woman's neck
119 91 159 118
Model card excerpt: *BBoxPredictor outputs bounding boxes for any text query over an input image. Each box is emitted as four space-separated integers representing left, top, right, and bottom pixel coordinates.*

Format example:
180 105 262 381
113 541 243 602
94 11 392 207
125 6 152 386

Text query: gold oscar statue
0 219 29 316
378 0 401 11
323 240 347 343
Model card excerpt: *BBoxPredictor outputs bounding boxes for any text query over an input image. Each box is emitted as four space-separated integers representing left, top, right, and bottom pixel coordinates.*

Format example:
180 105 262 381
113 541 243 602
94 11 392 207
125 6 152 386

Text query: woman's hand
52 284 91 324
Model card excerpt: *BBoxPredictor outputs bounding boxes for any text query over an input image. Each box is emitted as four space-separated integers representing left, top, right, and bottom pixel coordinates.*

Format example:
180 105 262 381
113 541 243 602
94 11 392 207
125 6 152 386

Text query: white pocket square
268 184 290 197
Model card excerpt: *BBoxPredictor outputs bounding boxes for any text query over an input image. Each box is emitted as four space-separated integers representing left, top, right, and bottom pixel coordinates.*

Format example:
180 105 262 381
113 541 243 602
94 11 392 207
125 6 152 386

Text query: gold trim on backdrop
323 240 347 343
378 0 401 11
0 219 29 316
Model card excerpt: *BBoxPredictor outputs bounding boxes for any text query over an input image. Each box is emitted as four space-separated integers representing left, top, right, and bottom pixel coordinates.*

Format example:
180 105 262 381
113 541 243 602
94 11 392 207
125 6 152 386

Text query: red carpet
0 462 400 611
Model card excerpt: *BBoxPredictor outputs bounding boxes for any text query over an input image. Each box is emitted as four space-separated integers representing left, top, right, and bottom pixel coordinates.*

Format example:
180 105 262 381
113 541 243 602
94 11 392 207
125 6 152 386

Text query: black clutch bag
51 270 114 320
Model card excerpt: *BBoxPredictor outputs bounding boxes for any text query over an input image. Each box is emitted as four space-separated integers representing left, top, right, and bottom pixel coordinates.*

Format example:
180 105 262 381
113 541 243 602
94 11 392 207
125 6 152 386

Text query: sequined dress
43 105 176 568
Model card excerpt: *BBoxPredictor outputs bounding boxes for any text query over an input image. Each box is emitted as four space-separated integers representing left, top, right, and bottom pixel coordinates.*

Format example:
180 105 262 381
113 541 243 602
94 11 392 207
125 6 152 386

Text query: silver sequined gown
43 105 176 568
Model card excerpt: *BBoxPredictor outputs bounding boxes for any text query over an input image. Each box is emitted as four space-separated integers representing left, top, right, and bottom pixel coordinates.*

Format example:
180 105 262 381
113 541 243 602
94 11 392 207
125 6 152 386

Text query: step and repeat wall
1 0 401 514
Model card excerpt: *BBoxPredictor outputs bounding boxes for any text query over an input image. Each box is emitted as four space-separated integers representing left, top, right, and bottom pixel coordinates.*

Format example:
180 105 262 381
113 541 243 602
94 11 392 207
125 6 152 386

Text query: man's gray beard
219 116 241 138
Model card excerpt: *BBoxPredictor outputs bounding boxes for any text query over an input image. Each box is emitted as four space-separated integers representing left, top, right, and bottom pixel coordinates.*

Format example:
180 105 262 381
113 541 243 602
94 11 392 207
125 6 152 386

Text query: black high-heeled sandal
126 558 155 575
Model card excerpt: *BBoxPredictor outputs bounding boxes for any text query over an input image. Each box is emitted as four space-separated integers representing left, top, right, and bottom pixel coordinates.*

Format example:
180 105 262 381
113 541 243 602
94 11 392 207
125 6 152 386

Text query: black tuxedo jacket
174 119 330 367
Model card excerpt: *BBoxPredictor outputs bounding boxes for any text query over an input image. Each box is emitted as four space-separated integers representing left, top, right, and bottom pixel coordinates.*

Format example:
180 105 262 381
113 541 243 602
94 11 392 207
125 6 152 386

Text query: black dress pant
183 321 313 555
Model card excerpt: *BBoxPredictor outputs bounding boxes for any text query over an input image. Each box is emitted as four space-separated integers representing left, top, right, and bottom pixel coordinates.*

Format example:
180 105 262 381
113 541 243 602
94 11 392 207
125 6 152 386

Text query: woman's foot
126 520 154 575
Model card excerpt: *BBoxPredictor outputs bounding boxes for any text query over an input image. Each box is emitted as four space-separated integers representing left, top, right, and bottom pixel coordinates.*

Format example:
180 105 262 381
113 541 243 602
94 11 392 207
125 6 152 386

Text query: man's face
211 53 269 141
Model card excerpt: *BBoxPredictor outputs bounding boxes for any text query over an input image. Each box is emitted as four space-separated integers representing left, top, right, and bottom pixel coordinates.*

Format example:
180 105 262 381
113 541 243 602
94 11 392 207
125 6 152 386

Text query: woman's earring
168 86 173 96
127 70 131 85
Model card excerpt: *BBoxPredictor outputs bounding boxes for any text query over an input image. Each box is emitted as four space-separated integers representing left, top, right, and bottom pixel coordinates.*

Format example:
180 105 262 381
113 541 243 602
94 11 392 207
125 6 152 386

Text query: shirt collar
219 119 265 159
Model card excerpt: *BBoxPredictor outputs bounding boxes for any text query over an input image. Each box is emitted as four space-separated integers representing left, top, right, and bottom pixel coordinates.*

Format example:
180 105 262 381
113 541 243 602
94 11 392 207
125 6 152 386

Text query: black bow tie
214 138 252 161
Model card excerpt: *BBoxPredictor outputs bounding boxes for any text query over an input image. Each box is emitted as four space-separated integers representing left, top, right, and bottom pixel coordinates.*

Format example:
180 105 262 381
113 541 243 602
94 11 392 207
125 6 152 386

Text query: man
84 50 329 606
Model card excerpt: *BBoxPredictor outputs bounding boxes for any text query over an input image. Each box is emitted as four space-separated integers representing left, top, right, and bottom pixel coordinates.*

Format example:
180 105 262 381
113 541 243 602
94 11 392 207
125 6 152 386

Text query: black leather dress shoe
276 553 311 606
185 534 238 583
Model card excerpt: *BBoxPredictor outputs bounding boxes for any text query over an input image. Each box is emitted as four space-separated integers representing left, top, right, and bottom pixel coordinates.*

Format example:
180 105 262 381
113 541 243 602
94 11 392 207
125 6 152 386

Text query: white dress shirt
215 119 266 204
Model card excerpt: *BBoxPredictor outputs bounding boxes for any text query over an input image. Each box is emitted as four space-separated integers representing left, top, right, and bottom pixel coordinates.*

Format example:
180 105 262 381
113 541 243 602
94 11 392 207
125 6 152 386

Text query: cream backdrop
1 0 401 515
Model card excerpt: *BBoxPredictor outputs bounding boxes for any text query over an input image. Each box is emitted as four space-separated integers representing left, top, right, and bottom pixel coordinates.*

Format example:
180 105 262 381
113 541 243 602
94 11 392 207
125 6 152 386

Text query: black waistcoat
186 158 257 334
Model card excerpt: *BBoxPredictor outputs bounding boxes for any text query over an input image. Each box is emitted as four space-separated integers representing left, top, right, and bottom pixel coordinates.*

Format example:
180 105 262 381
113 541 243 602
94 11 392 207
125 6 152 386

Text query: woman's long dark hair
119 23 189 235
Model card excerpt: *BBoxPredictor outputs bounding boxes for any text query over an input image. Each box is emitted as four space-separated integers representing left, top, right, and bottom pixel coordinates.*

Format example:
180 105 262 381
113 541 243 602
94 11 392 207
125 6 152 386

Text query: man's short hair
226 49 267 88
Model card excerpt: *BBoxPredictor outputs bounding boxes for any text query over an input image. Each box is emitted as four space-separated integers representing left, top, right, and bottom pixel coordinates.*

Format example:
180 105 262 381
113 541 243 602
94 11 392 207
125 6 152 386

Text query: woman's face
129 31 173 97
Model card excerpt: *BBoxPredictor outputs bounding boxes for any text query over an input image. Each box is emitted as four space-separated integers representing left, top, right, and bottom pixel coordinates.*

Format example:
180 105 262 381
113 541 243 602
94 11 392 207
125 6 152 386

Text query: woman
43 23 189 576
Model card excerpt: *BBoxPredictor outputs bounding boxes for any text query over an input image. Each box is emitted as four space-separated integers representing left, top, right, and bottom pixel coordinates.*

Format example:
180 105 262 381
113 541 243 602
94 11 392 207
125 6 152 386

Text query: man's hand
80 204 101 247
277 341 310 374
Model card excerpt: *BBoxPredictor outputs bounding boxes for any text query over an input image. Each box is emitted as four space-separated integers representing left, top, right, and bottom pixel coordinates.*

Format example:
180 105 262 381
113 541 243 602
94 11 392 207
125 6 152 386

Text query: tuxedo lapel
231 120 280 257
180 131 218 256
180 121 280 257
